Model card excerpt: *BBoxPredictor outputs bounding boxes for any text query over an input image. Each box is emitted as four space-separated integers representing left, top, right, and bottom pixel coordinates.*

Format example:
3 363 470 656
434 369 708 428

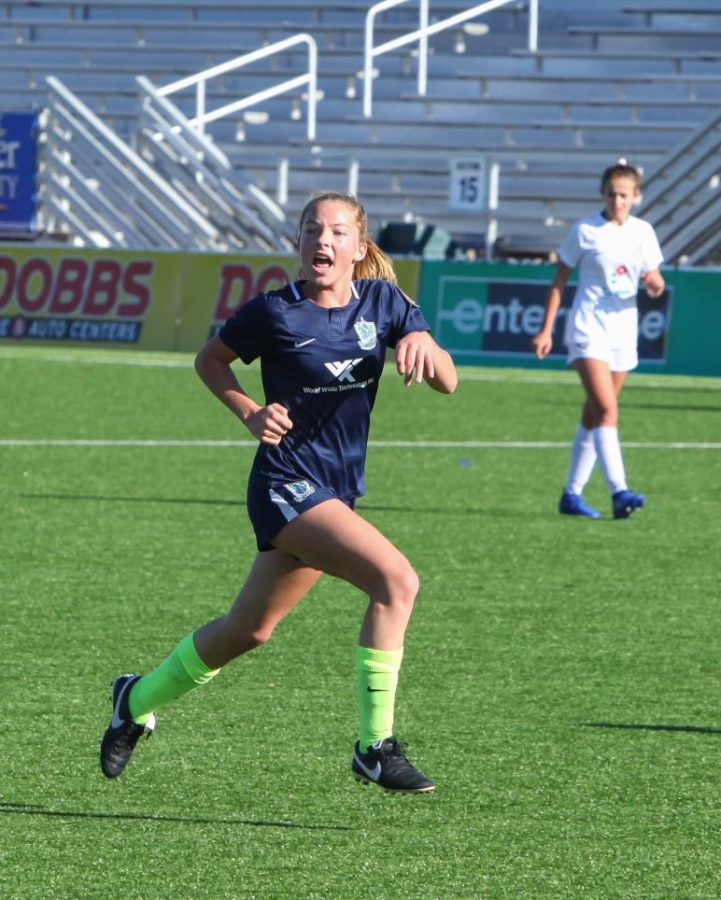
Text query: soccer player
532 161 665 519
100 191 457 792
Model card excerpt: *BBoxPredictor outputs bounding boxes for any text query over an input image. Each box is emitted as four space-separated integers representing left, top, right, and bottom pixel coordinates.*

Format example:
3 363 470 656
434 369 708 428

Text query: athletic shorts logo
283 480 316 502
294 337 316 348
354 318 377 350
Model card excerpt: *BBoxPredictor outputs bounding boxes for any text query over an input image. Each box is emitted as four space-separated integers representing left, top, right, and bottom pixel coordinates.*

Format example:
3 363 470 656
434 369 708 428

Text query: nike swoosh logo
366 687 387 692
353 752 382 782
110 679 134 730
294 338 316 348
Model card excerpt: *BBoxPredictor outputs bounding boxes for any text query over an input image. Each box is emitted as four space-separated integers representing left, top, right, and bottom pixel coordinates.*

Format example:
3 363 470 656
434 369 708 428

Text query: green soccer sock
356 645 404 752
128 632 221 725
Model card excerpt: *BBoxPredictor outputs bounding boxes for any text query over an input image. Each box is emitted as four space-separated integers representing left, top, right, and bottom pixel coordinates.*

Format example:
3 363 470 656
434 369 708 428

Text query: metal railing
363 0 539 117
639 111 721 265
156 33 319 141
44 75 220 249
136 74 295 252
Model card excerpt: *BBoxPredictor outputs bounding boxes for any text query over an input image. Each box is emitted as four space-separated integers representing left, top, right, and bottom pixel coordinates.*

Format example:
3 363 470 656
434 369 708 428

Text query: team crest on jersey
354 318 377 350
284 480 316 503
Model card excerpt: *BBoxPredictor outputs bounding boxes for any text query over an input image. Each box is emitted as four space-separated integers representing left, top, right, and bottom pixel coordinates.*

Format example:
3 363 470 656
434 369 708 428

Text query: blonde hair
297 191 398 284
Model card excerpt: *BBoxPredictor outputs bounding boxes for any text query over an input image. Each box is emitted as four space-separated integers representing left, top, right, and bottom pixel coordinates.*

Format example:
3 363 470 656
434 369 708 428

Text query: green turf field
1 345 719 899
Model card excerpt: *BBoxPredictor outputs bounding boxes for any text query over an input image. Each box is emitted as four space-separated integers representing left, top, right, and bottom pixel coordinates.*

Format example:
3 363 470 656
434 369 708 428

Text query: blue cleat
612 489 646 519
559 491 601 519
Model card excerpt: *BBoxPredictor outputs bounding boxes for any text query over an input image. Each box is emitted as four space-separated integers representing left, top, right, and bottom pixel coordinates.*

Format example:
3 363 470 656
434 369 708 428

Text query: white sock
592 426 627 494
565 425 597 495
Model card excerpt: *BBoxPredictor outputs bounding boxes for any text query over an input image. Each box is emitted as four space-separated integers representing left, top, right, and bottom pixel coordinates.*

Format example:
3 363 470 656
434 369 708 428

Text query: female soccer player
100 191 457 792
532 162 665 520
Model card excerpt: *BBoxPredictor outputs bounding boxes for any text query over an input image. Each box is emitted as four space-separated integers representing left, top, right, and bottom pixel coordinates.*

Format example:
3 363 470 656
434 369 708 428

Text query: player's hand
395 331 435 386
245 403 293 445
641 271 665 299
531 331 553 359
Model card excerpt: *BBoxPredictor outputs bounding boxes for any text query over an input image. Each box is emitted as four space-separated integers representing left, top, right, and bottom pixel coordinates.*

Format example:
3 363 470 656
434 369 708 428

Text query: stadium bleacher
2 0 721 261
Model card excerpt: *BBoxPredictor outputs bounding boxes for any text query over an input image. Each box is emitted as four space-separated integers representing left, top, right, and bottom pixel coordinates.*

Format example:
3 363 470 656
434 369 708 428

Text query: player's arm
194 335 292 445
532 261 572 359
394 330 458 394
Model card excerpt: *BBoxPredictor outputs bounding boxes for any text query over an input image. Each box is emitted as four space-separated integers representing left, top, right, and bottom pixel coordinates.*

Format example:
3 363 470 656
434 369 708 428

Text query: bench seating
566 25 721 52
621 3 721 28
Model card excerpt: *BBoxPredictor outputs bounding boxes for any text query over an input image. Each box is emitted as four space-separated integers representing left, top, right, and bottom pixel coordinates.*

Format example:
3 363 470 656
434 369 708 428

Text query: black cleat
352 737 435 793
100 674 155 779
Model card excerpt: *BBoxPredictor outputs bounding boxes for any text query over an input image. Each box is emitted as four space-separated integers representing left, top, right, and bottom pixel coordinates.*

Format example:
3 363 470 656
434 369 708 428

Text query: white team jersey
558 211 663 370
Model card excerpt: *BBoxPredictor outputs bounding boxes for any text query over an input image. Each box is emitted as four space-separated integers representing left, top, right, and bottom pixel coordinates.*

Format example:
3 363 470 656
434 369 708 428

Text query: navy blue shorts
247 477 355 551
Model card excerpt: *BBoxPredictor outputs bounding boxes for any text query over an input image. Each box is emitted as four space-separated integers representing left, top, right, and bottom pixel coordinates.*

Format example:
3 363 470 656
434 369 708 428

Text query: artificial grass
0 346 719 899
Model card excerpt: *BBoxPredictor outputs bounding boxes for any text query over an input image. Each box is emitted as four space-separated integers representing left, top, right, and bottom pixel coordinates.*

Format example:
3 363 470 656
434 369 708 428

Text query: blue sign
0 111 39 239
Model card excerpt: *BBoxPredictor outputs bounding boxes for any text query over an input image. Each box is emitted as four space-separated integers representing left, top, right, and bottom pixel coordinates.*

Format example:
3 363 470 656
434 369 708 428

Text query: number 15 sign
448 156 486 213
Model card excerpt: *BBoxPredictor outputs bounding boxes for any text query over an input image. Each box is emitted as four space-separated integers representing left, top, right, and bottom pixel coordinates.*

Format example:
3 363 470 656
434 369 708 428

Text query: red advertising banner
176 253 423 351
0 247 423 352
0 247 180 349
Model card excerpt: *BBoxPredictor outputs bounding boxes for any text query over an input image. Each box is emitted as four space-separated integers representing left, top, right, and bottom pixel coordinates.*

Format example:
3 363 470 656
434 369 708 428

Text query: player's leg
576 357 625 491
576 356 620 426
272 499 434 793
559 396 601 518
575 359 644 517
607 367 645 517
273 498 418 648
100 552 321 778
192 552 323 668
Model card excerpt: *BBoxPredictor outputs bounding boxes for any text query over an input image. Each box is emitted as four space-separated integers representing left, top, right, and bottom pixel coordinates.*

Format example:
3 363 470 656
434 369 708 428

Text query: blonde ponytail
354 238 398 283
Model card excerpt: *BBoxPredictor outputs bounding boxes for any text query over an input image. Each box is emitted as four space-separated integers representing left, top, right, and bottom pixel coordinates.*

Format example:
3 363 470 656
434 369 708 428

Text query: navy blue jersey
218 278 430 503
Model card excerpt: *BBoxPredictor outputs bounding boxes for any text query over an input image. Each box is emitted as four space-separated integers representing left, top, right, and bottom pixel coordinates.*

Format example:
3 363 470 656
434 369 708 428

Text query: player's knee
598 407 618 427
589 399 617 426
388 562 420 611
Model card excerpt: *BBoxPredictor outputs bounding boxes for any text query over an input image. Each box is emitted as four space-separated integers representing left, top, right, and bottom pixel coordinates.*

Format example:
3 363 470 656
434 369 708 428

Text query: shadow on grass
19 491 564 520
18 492 496 517
0 801 352 830
19 492 247 508
625 383 721 397
580 722 721 735
622 402 721 413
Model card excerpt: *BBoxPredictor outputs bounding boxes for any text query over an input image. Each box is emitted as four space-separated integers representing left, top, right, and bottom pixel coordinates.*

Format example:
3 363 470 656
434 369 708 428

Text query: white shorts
564 302 638 372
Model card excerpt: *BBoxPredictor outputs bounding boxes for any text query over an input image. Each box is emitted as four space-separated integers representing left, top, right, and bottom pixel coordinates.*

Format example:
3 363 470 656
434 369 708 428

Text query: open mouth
312 253 332 272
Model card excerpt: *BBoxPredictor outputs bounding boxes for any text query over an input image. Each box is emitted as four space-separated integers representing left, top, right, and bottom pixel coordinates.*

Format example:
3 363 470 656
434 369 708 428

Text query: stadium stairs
1 0 721 261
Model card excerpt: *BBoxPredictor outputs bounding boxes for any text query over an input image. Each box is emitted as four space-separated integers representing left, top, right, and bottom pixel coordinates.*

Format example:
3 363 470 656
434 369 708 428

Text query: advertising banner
661 266 721 377
175 254 422 352
5 246 718 375
176 253 299 351
0 248 423 353
0 247 181 349
420 261 674 371
0 111 39 239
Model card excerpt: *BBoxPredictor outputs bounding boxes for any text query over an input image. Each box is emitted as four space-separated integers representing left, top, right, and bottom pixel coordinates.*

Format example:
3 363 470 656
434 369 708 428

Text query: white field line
0 439 719 450
0 351 192 368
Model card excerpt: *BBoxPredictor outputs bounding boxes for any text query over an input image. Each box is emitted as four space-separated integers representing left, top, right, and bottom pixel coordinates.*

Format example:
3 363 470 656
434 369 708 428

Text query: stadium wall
0 247 718 377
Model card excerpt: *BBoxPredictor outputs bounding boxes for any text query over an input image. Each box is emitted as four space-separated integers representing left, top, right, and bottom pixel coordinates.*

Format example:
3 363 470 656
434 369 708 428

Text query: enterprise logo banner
434 277 671 362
